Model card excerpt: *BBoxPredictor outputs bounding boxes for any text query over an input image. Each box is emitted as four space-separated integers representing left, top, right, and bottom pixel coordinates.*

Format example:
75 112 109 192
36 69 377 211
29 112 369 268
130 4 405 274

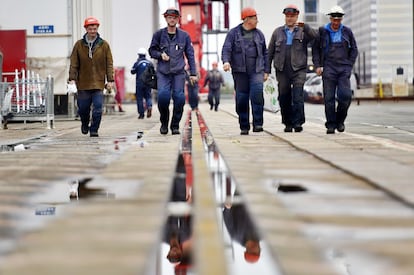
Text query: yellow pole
378 78 384 98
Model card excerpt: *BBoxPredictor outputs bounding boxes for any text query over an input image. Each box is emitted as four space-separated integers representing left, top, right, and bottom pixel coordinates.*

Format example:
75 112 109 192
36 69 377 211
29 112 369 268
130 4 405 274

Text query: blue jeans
322 72 352 129
77 90 103 133
136 84 153 115
157 72 185 130
232 72 264 130
187 82 199 110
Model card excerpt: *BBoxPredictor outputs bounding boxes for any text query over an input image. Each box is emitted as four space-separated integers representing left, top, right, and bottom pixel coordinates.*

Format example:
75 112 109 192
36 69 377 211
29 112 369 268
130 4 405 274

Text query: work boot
326 128 335 134
284 126 293 132
160 125 168 135
337 123 345 132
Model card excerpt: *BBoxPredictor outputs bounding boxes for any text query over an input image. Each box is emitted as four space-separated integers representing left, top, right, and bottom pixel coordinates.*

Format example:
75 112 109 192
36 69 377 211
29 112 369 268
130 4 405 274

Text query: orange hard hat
244 251 260 263
84 16 100 28
283 4 300 14
241 7 257 20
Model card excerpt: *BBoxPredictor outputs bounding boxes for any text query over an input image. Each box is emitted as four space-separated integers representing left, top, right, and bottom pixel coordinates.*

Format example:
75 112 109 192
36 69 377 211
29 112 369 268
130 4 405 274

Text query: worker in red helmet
149 7 198 135
222 7 270 135
69 16 114 137
267 4 317 133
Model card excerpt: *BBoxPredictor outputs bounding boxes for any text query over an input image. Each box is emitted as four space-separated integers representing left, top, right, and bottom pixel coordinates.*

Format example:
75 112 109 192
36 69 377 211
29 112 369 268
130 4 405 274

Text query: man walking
149 7 198 135
312 5 358 134
203 61 225 111
222 7 269 135
131 48 154 119
267 4 317 133
69 16 114 137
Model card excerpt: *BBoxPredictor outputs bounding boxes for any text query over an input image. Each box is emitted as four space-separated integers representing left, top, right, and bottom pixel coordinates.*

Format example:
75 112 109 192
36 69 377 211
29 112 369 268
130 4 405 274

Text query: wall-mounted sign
33 25 54 34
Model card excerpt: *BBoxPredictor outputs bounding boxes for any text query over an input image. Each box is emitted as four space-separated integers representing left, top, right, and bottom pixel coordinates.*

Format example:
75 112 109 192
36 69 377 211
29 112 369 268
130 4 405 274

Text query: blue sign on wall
33 25 54 34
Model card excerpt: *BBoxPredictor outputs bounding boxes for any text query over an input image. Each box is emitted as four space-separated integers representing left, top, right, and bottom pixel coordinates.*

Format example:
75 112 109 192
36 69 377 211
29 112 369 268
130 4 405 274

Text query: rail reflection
155 111 281 274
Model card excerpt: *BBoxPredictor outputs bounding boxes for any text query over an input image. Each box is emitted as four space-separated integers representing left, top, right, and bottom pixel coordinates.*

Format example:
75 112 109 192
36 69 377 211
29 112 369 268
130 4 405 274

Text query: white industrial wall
376 0 413 83
112 0 159 94
0 0 158 94
0 0 72 94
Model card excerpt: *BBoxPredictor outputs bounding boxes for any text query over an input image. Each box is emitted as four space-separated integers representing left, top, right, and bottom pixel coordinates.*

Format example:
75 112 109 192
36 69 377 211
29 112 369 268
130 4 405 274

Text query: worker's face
245 15 258 28
85 25 98 39
330 17 342 31
165 15 179 27
284 13 298 27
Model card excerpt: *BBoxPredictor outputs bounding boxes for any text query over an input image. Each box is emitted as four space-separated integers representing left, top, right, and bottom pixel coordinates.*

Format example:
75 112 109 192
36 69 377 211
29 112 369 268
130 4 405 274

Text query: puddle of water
13 178 141 233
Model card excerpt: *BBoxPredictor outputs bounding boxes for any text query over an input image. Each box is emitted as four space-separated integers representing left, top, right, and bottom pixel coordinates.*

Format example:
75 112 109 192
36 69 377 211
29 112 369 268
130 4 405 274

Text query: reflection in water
197 111 282 275
69 178 115 201
223 199 261 263
157 111 281 274
160 153 195 275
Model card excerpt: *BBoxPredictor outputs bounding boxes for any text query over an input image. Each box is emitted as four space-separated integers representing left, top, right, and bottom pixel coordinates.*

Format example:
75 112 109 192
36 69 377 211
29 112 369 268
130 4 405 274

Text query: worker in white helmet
131 47 154 119
312 5 358 134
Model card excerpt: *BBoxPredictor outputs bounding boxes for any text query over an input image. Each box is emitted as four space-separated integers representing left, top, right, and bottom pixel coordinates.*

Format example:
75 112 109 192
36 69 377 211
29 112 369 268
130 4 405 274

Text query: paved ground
0 99 414 274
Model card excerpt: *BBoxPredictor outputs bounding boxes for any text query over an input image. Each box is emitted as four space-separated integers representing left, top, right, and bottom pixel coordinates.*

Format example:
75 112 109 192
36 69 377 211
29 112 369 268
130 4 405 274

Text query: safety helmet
137 48 147 56
327 5 345 18
163 7 180 18
283 4 299 15
241 7 257 20
83 16 100 28
244 251 260 263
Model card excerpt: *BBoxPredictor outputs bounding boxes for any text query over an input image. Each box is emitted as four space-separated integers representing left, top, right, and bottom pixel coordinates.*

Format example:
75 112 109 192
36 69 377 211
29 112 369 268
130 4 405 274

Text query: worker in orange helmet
223 196 261 263
267 4 318 133
222 7 270 135
69 16 114 137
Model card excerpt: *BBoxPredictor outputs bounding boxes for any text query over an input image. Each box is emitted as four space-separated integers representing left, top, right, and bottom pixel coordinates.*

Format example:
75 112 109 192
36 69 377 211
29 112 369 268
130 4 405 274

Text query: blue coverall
149 27 197 132
222 24 269 132
312 23 358 130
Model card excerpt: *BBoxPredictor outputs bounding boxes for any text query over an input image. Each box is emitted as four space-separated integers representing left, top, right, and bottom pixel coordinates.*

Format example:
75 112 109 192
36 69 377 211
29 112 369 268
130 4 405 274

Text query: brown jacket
69 35 114 90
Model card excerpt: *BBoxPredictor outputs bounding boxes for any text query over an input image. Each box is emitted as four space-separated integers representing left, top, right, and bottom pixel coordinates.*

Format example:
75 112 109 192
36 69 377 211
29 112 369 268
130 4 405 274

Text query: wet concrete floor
0 100 414 274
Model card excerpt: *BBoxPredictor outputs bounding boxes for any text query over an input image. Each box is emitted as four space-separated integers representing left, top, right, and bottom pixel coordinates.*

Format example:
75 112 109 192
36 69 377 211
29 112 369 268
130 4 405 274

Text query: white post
21 69 26 111
27 70 32 107
30 70 37 107
14 69 20 113
37 73 44 105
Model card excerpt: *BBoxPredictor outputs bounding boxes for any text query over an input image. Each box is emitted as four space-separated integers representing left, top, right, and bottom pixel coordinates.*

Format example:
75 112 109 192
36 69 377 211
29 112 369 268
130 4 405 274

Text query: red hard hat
244 251 260 263
241 7 257 20
84 16 100 28
283 4 300 14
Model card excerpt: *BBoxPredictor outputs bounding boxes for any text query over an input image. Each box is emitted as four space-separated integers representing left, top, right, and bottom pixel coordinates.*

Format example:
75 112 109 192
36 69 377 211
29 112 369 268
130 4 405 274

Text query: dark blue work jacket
149 27 196 76
312 24 358 71
221 24 269 74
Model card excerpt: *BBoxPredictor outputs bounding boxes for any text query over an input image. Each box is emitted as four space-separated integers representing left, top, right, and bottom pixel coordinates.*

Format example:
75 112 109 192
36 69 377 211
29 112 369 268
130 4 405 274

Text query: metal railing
1 69 54 129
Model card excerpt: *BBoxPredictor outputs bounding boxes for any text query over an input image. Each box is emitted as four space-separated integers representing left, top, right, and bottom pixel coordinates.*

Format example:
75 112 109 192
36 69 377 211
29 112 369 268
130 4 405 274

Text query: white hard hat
137 48 147 56
327 5 345 18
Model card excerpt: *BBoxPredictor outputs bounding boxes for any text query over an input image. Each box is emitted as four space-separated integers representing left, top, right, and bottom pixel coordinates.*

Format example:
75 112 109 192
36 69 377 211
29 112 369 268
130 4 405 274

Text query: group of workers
68 4 358 138
221 4 358 135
